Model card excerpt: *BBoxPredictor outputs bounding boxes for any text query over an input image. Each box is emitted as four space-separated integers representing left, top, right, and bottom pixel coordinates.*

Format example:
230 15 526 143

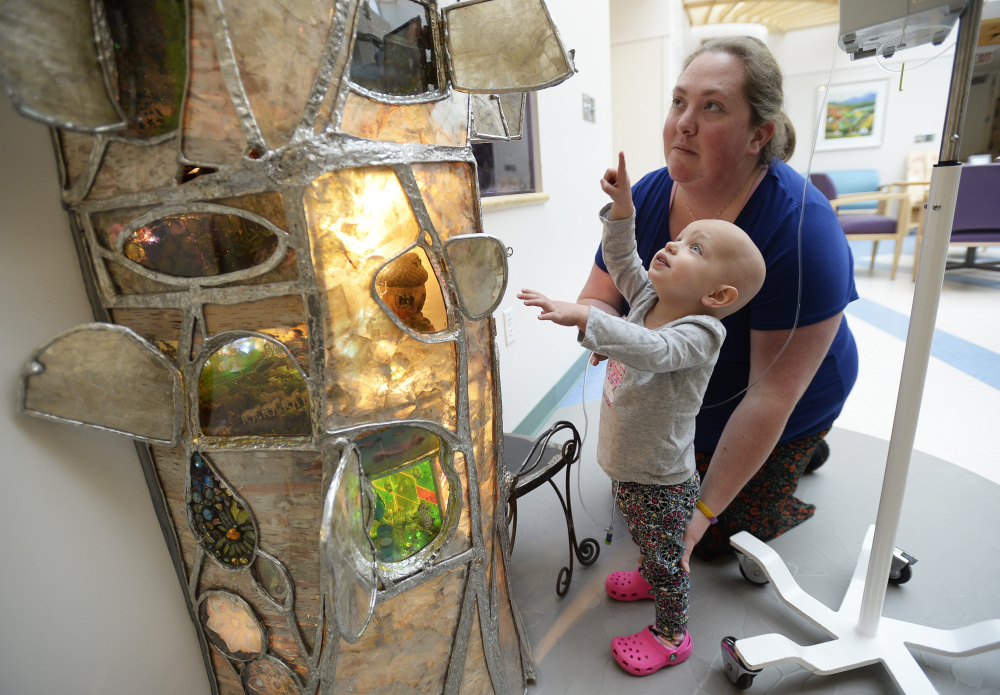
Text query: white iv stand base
721 4 1000 692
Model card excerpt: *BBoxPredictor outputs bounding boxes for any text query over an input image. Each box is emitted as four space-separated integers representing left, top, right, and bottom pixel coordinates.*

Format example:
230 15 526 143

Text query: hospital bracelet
696 499 718 525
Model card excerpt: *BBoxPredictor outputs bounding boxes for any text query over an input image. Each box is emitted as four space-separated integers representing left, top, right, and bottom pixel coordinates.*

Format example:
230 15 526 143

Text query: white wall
488 0 614 429
0 96 210 694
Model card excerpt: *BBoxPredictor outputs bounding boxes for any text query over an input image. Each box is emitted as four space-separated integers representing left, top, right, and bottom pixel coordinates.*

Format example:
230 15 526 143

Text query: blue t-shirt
595 159 859 449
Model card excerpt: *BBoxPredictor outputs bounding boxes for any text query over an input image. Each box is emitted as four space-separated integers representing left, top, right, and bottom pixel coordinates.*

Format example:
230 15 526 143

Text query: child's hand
600 151 634 221
518 289 590 331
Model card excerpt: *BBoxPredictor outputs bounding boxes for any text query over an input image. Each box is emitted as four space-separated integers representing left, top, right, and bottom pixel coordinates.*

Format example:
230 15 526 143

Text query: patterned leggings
693 428 829 560
614 474 699 636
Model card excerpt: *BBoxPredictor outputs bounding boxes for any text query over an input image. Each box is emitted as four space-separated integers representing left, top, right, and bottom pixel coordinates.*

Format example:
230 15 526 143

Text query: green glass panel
350 0 437 97
198 336 310 436
187 453 258 569
123 213 278 278
105 0 187 137
356 425 446 563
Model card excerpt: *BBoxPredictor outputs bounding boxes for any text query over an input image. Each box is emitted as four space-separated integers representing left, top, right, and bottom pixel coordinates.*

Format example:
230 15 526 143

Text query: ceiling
682 0 839 34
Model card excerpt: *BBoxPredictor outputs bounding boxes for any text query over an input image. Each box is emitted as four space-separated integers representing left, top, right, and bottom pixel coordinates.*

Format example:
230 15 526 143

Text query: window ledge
480 192 549 213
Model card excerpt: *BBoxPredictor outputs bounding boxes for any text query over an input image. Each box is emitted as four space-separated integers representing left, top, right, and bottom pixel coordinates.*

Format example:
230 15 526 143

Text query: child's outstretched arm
600 151 634 221
517 289 590 332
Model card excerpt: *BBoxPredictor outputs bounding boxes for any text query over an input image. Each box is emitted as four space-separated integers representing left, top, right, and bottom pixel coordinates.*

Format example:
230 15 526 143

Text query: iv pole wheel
722 636 761 689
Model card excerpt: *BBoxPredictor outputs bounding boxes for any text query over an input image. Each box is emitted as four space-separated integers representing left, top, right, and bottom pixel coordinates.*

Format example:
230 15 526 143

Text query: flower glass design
188 452 258 568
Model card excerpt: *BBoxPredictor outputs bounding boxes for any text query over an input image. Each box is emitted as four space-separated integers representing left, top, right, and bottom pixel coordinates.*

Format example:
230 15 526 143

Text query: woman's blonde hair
683 36 795 165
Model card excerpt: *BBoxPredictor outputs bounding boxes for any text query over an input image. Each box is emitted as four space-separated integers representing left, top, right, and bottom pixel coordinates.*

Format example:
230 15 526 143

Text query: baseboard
511 350 590 436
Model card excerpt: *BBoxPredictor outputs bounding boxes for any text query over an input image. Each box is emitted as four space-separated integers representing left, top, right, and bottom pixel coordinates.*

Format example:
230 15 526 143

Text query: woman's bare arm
577 263 625 317
680 312 844 570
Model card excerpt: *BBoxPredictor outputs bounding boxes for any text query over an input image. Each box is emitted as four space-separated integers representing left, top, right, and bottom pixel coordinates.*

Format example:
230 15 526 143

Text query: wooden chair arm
830 191 908 212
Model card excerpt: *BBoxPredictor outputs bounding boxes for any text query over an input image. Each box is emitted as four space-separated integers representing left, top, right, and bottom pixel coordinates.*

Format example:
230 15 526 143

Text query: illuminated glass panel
187 452 258 568
199 591 265 660
350 0 437 97
339 90 469 146
443 0 574 92
412 161 479 241
0 0 124 131
198 336 310 436
104 0 186 138
123 213 279 278
357 425 449 563
243 656 300 694
375 249 448 333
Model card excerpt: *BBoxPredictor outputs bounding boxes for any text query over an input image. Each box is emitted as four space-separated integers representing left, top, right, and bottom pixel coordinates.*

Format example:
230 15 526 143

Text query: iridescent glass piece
444 235 507 319
20 325 180 443
350 0 438 98
356 425 449 563
123 212 280 279
0 0 124 131
187 452 259 568
199 591 266 660
375 249 448 334
242 656 301 694
104 0 187 138
444 0 574 92
252 554 291 606
339 90 470 146
198 336 310 436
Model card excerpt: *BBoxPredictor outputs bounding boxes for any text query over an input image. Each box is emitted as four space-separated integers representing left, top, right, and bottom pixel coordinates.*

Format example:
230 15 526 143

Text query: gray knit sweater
578 206 726 486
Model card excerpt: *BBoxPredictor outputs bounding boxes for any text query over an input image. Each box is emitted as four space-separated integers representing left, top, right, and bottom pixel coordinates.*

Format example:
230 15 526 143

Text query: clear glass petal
444 235 507 319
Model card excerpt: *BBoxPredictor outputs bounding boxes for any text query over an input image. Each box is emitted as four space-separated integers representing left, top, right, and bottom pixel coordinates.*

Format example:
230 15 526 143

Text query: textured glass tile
109 308 183 362
203 296 309 369
88 137 179 201
219 0 336 149
466 319 496 571
198 336 310 436
242 655 300 694
104 0 187 138
21 325 179 443
323 447 376 642
349 0 437 97
181 0 245 165
356 425 449 564
304 167 458 430
0 0 124 131
123 212 279 278
375 249 448 334
444 235 507 319
187 452 259 568
199 591 265 660
470 92 524 140
444 0 573 92
411 161 479 241
339 90 469 146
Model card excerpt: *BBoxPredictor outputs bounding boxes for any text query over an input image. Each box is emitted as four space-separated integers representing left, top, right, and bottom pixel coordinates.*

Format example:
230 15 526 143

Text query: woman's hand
518 289 590 332
601 152 634 221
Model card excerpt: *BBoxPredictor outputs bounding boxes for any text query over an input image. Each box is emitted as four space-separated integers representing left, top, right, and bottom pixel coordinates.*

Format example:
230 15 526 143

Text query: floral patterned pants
614 474 699 636
693 429 829 560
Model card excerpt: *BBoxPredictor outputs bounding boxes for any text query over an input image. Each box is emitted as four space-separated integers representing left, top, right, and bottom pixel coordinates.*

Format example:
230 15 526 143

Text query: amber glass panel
339 90 469 146
104 0 186 138
375 248 448 333
356 425 449 563
219 0 335 148
304 166 458 429
411 161 479 241
199 591 265 660
0 0 123 131
123 213 278 278
198 336 309 436
187 452 258 568
350 0 437 97
444 0 573 92
243 656 300 694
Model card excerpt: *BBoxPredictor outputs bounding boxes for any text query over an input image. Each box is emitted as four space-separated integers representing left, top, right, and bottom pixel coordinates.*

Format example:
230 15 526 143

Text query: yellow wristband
696 499 718 525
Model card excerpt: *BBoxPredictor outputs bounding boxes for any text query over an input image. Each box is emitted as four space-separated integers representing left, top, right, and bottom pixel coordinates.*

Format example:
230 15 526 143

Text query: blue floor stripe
846 297 1000 390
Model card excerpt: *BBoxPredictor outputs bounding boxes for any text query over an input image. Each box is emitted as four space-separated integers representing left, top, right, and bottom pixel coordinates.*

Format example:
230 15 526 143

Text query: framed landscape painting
816 79 888 150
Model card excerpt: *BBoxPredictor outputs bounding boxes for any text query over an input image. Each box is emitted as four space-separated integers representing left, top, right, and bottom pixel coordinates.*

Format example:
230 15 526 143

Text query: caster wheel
888 548 917 585
735 551 769 585
722 636 761 690
889 563 912 585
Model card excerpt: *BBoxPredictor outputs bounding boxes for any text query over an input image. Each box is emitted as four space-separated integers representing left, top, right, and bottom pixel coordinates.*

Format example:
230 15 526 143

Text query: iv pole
723 1 1000 692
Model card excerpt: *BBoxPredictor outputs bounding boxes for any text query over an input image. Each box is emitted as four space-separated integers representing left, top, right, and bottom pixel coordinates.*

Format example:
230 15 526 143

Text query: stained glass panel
339 90 469 146
375 249 448 334
198 336 310 436
187 452 259 568
104 0 187 138
242 655 301 694
444 235 507 319
199 591 266 660
412 161 479 241
123 212 279 279
350 0 437 97
470 92 525 141
252 554 291 606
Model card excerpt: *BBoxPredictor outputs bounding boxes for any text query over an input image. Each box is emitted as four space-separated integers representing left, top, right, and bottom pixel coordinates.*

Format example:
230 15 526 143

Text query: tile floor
507 239 1000 694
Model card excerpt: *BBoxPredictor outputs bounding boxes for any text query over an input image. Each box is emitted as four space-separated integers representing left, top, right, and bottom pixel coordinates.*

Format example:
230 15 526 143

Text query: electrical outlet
502 307 516 345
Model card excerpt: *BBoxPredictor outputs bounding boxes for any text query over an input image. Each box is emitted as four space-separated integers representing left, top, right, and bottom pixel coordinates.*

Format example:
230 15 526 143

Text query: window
472 94 537 197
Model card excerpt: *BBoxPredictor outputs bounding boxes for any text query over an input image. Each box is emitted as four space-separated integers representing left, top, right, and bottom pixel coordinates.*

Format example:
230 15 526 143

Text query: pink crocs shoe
611 627 692 676
605 569 653 601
